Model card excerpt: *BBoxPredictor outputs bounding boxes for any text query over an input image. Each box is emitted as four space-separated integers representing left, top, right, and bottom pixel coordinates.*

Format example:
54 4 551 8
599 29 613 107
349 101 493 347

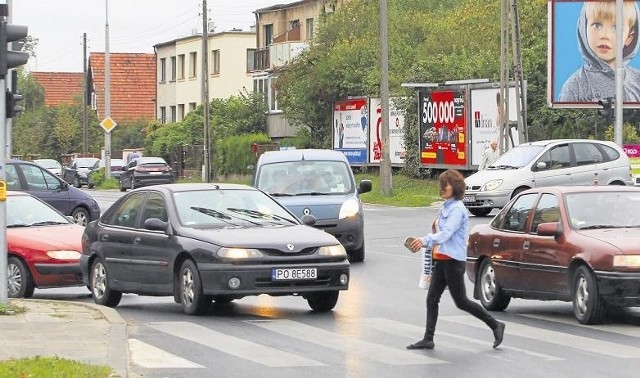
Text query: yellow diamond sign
100 117 118 133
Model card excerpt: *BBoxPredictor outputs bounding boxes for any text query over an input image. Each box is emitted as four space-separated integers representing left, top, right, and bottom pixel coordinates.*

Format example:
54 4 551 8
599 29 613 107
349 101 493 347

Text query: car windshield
138 157 167 166
488 145 545 169
173 188 298 228
7 195 71 227
34 159 61 169
256 160 354 196
76 158 99 168
565 191 640 229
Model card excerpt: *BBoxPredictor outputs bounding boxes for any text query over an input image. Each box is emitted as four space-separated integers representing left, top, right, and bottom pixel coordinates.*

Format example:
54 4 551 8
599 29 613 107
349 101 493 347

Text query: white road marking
129 339 204 369
520 314 640 338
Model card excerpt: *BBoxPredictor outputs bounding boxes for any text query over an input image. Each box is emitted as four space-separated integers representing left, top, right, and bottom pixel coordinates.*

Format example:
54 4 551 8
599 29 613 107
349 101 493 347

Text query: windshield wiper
267 192 295 197
226 208 297 224
189 206 245 226
294 191 330 196
8 223 31 228
30 221 69 226
493 164 520 170
578 224 624 230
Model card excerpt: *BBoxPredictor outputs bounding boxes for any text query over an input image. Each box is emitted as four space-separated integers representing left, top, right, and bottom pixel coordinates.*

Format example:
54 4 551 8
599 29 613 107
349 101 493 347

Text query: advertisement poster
369 98 406 165
469 87 521 166
623 144 640 183
333 98 368 165
418 90 467 168
549 0 640 107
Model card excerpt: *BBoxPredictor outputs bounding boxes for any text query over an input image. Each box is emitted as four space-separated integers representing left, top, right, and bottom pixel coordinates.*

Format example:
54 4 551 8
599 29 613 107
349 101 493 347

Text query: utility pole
104 0 111 179
614 0 623 146
202 0 211 182
0 2 8 305
5 0 11 157
82 32 87 156
379 0 391 195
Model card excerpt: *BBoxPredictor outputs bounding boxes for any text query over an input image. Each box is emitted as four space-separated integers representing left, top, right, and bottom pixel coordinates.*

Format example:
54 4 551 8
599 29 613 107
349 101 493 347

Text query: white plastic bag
418 247 433 289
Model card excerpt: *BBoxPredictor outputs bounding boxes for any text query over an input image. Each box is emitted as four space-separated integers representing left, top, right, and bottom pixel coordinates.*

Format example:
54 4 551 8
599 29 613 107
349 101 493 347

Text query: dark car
98 158 127 178
253 149 372 262
62 157 100 188
119 156 174 191
7 160 101 226
6 191 86 298
466 185 640 325
80 183 350 315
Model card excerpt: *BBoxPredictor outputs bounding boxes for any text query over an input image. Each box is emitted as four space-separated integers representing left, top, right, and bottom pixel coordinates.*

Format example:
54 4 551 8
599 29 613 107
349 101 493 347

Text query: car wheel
468 208 492 217
180 260 211 315
88 183 95 189
90 258 122 307
119 178 126 192
478 259 511 311
349 242 365 263
573 265 606 325
73 176 82 188
72 207 90 227
306 290 339 312
7 257 35 298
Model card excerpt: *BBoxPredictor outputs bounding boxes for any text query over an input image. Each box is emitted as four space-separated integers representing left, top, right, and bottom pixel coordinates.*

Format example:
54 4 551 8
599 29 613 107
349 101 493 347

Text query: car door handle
493 239 500 248
133 237 142 245
523 240 530 250
100 235 109 241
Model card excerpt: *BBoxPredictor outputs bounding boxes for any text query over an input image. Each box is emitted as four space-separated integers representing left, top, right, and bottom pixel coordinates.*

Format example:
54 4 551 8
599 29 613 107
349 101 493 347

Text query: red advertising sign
418 90 467 168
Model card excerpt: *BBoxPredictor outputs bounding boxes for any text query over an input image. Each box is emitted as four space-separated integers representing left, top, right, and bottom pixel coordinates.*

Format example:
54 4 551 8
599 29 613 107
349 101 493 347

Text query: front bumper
463 189 512 209
198 261 350 296
313 215 364 251
595 270 640 306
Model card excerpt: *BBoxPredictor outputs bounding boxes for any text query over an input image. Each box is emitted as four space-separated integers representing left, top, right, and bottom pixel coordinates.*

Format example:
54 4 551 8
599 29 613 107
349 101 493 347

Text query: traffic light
597 97 613 121
0 20 29 77
5 70 23 118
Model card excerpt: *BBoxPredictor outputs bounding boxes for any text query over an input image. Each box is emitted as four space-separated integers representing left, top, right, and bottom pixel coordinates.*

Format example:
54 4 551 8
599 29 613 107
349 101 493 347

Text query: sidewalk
0 299 128 378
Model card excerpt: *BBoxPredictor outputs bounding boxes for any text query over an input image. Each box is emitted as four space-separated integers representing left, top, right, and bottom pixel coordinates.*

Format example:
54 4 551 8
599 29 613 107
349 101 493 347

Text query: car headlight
339 198 360 219
318 244 347 257
613 255 640 268
217 247 264 259
46 251 82 260
482 179 503 191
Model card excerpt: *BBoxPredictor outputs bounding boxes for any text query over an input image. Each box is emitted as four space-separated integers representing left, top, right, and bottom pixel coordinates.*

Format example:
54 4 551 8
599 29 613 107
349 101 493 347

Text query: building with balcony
252 0 345 139
154 30 256 124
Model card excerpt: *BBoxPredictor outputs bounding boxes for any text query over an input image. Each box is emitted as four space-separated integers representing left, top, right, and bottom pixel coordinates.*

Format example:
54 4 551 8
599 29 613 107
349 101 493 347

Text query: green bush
215 133 271 176
89 168 120 189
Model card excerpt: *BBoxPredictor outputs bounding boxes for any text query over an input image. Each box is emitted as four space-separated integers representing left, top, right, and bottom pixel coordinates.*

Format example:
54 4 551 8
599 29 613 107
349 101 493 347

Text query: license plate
463 195 476 202
272 268 317 281
150 171 163 175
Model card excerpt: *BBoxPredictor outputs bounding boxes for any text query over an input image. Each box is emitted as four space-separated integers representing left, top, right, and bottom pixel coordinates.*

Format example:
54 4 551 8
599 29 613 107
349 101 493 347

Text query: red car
6 192 86 298
467 186 640 324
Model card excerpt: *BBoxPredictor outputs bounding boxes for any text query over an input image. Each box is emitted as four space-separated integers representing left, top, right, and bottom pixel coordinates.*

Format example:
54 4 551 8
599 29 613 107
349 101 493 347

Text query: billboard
418 90 468 168
624 144 640 181
469 87 521 166
333 98 368 165
369 98 406 165
549 0 640 108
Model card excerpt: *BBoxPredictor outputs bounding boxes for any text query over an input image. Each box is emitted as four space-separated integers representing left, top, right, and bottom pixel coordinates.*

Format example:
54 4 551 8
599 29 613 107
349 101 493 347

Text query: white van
464 139 633 216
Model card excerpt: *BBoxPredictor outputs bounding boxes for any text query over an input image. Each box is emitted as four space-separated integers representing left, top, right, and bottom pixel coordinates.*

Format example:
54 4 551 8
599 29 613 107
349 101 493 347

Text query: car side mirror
247 164 255 171
144 218 170 233
60 180 69 190
300 214 316 226
537 221 562 237
358 179 372 194
535 162 547 171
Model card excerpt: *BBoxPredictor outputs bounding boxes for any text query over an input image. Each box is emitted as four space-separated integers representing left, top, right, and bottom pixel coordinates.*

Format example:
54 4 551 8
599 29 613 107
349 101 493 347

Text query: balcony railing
252 41 308 72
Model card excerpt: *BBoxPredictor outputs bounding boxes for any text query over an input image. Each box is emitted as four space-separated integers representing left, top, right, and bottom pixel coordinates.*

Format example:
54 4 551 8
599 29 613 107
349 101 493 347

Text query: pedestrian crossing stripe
128 339 204 369
520 314 640 339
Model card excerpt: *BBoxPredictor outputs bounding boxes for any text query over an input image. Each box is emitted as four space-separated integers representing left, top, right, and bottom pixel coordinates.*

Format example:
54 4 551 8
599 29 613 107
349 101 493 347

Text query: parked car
6 191 86 298
33 158 62 176
62 157 100 188
98 158 127 178
119 156 174 191
464 139 633 216
7 160 101 226
466 185 640 325
80 183 350 315
252 149 372 262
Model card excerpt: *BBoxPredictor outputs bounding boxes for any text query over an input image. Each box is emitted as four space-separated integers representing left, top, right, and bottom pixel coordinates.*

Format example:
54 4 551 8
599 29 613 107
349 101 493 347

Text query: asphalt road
33 190 640 378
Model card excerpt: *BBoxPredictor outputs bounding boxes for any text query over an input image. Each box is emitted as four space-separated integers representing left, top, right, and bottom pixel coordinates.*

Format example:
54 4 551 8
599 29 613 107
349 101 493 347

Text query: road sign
100 116 117 133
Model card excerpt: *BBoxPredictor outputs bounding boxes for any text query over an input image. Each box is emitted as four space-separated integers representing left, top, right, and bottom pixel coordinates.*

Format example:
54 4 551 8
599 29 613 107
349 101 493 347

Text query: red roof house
30 72 84 107
88 52 156 123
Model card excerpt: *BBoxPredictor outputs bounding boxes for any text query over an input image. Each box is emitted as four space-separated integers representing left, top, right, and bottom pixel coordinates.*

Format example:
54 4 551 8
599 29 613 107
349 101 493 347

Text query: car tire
349 242 365 263
7 257 35 298
573 265 606 325
88 183 95 189
306 290 339 312
72 207 90 227
468 208 492 217
478 258 511 311
73 176 82 188
90 258 122 307
179 260 211 315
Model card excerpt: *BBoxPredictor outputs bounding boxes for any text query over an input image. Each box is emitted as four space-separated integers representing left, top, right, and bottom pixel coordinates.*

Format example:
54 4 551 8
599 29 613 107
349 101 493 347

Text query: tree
53 104 80 154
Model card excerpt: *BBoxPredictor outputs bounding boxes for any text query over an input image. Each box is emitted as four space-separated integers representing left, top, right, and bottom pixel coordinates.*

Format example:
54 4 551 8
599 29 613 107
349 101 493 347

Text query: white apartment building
154 30 256 123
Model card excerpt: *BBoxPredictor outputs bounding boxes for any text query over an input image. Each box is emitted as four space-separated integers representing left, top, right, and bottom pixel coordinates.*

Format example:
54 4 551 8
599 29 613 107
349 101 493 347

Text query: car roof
516 139 619 148
258 149 348 164
522 185 640 195
134 183 258 194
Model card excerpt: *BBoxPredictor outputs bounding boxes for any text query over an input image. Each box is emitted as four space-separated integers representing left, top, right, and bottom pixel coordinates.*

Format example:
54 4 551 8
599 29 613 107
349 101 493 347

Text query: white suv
464 139 633 216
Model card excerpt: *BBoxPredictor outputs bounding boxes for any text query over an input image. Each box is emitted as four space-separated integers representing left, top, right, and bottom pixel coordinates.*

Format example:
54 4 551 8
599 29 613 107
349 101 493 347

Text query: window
211 49 220 75
500 193 537 232
289 20 300 30
263 24 273 47
246 48 256 72
160 107 166 123
189 52 197 78
306 18 314 40
178 54 185 80
170 56 176 81
253 76 279 113
20 164 61 191
573 143 604 166
141 193 168 223
536 144 571 170
108 193 147 228
531 194 560 232
189 102 197 112
6 164 22 190
159 58 166 83
599 144 621 162
170 106 177 122
178 104 185 121
269 77 278 112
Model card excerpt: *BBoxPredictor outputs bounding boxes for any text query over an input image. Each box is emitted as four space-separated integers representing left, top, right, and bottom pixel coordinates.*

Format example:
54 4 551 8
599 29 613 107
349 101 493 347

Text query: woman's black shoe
406 338 435 349
493 322 505 348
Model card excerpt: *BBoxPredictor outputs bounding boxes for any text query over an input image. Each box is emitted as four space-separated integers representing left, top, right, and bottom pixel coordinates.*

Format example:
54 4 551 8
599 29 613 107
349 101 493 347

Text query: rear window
599 144 621 162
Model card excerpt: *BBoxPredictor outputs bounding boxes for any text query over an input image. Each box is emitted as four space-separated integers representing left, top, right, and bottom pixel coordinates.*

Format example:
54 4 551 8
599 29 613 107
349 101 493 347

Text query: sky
11 0 282 73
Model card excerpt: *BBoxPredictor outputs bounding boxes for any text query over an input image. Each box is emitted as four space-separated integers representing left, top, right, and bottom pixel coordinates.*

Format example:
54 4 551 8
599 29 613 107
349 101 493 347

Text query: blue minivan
253 149 372 262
